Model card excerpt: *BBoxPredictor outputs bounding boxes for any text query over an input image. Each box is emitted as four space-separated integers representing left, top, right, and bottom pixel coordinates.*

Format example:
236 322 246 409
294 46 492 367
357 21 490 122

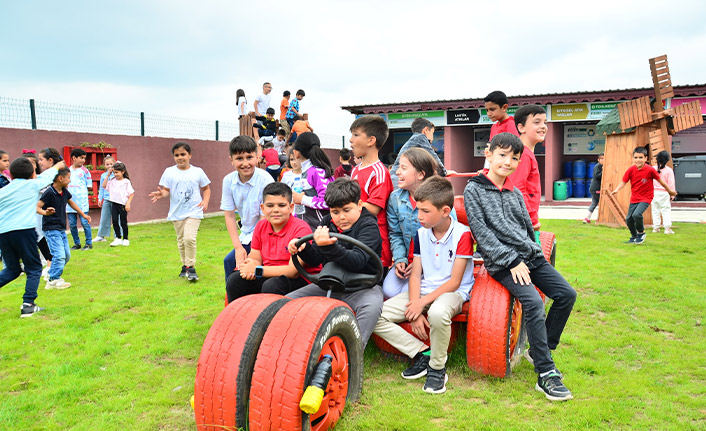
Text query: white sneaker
652 227 660 233
110 238 123 246
664 228 675 234
42 266 50 281
122 239 130 246
46 278 71 290
94 236 106 242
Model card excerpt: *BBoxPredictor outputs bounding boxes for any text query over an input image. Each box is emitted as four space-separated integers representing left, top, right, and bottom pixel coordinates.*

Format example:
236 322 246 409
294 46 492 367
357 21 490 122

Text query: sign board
671 97 706 115
564 124 606 155
447 109 480 125
392 130 445 155
672 123 706 154
387 111 445 128
550 103 618 122
473 128 491 157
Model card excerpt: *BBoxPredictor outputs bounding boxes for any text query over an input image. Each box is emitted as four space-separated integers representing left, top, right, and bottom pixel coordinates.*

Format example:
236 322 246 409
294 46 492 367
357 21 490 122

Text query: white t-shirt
220 168 274 244
237 96 248 116
254 93 271 116
158 165 211 221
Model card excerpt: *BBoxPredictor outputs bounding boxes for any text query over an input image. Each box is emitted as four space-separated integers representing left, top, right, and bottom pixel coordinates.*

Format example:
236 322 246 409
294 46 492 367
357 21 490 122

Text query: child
38 167 91 289
273 129 288 163
286 89 306 130
281 146 305 217
291 132 334 231
0 157 65 317
485 90 520 139
584 153 604 224
220 136 274 280
280 90 291 122
36 148 64 277
287 178 384 347
261 142 282 181
149 142 211 281
226 182 315 302
611 147 677 244
0 150 10 188
95 155 117 241
334 148 354 179
103 162 135 246
236 88 251 137
509 105 544 231
289 115 314 143
375 176 474 394
66 148 93 250
349 115 394 268
651 151 676 234
390 117 448 187
256 107 278 145
464 133 577 401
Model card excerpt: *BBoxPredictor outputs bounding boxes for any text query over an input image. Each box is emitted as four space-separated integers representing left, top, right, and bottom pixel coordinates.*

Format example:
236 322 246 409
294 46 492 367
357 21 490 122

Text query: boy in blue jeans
66 148 93 250
464 133 577 401
0 158 64 317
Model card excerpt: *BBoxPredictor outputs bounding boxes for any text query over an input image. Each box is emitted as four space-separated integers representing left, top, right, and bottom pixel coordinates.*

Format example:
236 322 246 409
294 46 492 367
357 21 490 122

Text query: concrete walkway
539 198 706 223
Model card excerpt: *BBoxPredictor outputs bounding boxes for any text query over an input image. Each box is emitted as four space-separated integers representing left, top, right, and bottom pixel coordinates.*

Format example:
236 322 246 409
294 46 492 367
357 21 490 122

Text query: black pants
587 191 600 213
626 202 650 238
111 202 129 239
494 259 577 374
226 271 309 303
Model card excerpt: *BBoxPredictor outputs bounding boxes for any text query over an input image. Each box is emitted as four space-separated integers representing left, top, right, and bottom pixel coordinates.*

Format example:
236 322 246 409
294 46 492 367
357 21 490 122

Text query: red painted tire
539 231 556 266
248 297 363 431
193 294 290 431
466 266 526 378
371 321 461 362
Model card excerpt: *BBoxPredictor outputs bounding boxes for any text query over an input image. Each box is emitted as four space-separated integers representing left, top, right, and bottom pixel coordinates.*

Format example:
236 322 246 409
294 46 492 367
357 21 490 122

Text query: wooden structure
597 55 703 227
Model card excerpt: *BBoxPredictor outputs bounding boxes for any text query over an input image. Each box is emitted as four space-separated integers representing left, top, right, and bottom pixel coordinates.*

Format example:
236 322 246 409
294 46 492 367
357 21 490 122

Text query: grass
1 218 705 430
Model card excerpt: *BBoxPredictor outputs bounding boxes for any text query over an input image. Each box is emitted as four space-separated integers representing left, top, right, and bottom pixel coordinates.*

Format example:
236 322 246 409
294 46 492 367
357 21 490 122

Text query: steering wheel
292 233 384 293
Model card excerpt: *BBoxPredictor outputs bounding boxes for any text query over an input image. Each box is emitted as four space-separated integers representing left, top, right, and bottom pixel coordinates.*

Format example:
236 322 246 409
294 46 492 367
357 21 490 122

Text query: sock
539 369 557 378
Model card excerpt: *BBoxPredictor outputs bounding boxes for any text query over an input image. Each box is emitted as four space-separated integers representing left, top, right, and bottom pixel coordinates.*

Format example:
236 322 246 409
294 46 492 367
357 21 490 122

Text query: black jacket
589 163 603 193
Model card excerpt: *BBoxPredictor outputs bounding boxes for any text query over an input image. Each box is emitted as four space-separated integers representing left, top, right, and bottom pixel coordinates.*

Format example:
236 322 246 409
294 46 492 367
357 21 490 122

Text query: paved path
540 198 706 223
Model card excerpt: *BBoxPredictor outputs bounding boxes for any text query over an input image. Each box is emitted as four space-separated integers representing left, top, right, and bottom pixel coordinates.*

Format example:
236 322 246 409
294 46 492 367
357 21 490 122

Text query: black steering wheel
292 233 384 293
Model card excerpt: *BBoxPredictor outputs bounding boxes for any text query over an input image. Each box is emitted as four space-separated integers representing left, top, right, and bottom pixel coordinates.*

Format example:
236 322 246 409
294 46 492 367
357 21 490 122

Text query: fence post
29 99 37 130
342 135 345 148
215 120 219 141
140 112 145 136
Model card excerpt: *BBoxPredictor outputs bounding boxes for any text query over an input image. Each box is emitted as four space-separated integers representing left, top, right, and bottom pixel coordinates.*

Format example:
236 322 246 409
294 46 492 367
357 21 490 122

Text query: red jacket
508 147 541 226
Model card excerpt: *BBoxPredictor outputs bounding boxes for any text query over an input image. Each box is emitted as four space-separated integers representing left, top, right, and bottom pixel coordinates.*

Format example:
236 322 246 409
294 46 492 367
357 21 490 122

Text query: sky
1 0 705 145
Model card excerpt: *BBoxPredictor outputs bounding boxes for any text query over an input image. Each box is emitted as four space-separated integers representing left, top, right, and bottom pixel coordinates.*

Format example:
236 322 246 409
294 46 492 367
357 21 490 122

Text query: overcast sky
1 0 705 143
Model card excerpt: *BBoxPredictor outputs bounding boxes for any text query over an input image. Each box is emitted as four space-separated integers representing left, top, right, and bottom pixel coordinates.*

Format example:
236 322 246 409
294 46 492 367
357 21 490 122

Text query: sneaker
402 350 430 379
625 237 636 244
524 349 563 379
110 238 123 247
652 227 660 233
94 236 106 242
42 266 50 281
186 266 199 281
536 371 573 401
20 303 45 318
582 218 590 224
423 367 448 394
122 239 130 246
664 228 675 234
45 278 71 290
71 244 82 250
81 244 93 251
635 233 646 244
179 265 188 278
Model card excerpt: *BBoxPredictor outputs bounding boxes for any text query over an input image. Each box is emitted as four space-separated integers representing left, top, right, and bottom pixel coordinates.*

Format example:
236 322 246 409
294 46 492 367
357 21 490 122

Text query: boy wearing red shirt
485 90 520 139
509 105 545 230
611 147 676 244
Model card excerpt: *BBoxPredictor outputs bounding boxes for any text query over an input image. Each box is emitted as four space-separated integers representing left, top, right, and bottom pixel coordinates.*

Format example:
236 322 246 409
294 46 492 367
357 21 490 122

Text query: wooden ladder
602 185 628 227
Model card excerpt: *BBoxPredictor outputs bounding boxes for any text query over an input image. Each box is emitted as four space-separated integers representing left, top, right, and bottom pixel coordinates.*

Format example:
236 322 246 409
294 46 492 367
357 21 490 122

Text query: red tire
371 321 461 361
466 266 526 378
248 297 363 431
193 294 290 431
539 231 556 266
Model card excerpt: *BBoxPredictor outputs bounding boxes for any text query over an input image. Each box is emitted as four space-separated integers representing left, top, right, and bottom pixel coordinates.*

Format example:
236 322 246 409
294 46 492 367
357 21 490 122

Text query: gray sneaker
635 233 646 244
21 303 45 318
423 367 448 394
536 371 573 401
402 350 430 380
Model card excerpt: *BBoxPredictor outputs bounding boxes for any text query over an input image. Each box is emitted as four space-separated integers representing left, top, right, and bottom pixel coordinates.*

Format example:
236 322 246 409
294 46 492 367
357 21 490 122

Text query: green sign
387 111 444 120
551 103 618 121
388 110 446 128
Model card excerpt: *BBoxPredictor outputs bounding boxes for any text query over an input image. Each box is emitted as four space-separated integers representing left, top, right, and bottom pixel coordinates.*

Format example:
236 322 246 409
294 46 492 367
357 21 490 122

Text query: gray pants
626 202 650 238
286 284 384 348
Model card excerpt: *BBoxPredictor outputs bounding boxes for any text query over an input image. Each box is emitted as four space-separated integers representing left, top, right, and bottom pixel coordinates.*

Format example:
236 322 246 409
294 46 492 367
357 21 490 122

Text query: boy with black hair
273 129 288 162
261 141 282 180
334 148 354 179
287 178 384 347
67 148 93 250
485 90 520 139
256 107 278 145
389 117 448 187
349 115 394 268
374 176 474 394
0 157 65 317
286 89 306 129
226 182 315 301
509 105 545 230
464 132 577 401
221 135 274 280
280 90 291 122
611 146 676 244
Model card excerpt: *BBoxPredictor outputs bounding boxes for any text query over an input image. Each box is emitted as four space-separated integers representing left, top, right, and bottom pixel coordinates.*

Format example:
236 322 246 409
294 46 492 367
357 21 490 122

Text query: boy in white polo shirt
374 176 474 394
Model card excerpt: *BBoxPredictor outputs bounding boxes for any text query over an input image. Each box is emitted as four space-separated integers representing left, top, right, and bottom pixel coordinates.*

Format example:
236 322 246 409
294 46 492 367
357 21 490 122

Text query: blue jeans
97 200 120 238
44 230 71 281
68 213 93 246
0 229 42 304
223 243 251 281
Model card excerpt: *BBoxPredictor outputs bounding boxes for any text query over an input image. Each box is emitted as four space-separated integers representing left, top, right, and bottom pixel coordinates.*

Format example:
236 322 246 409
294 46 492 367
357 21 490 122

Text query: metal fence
0 96 345 147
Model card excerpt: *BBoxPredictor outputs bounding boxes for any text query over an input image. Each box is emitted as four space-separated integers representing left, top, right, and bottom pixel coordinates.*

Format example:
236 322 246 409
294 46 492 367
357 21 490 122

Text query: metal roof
340 84 706 115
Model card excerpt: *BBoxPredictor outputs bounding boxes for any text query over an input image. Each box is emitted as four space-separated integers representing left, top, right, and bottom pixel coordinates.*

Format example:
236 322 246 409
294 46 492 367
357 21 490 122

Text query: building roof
596 108 633 136
340 84 706 115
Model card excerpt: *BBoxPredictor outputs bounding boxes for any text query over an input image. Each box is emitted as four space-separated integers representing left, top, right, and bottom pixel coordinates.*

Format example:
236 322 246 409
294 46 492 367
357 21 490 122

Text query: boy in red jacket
509 105 545 231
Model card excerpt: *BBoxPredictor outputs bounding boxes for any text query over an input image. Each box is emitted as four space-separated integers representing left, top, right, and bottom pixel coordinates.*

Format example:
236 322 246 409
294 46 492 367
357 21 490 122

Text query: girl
281 145 305 217
103 162 135 246
236 89 250 137
383 148 443 299
0 150 11 188
32 149 59 279
652 151 676 234
95 155 118 242
291 132 334 231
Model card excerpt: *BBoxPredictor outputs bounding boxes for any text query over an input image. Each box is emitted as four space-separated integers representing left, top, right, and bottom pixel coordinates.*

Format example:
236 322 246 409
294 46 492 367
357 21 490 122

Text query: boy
389 117 448 188
286 89 306 130
280 90 291 122
0 158 65 317
584 153 604 224
287 179 383 347
464 133 577 401
221 135 274 280
226 182 315 302
149 142 211 281
66 148 93 250
289 115 313 143
509 105 545 230
349 115 394 268
38 167 91 289
374 176 474 394
485 90 520 139
273 129 287 160
261 142 282 181
334 148 353 179
611 147 676 244
256 107 278 145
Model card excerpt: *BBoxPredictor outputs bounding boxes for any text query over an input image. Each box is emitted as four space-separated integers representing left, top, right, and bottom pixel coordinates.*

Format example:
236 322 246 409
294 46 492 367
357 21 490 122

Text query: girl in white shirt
652 151 676 234
103 162 135 246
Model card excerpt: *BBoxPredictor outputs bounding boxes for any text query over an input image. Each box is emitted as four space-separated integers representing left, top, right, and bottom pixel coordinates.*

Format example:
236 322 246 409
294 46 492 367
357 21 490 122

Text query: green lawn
1 218 704 430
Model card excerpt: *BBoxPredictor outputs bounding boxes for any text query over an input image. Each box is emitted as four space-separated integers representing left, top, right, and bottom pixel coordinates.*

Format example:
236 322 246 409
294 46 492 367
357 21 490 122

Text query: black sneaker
20 303 45 318
71 244 82 250
524 349 563 379
179 265 188 278
186 266 199 282
402 350 430 379
536 371 573 401
81 244 93 250
635 233 646 244
624 237 636 244
423 366 448 394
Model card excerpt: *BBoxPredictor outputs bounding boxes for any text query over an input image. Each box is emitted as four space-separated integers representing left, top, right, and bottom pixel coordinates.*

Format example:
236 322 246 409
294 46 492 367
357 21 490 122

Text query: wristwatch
255 266 264 279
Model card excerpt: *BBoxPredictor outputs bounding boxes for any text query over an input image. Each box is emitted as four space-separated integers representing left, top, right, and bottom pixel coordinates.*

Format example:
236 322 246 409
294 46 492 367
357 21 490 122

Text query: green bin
553 180 568 201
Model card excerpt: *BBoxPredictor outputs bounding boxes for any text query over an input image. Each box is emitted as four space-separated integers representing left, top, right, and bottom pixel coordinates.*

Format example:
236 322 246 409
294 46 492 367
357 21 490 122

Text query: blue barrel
572 179 586 198
586 183 592 197
565 178 573 198
572 159 587 179
563 161 573 179
587 162 597 179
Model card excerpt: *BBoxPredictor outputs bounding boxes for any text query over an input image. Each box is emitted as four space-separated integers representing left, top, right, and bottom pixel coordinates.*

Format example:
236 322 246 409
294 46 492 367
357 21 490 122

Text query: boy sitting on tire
373 176 474 394
463 133 577 402
287 178 383 347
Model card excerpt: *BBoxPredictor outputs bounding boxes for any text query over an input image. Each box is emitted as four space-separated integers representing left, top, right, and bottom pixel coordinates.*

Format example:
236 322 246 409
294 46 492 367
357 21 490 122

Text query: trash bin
673 156 706 199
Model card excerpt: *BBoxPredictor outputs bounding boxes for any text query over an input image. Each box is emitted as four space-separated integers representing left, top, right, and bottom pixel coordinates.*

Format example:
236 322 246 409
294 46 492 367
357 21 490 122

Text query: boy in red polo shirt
485 90 520 139
611 146 676 244
509 105 545 231
226 182 314 302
